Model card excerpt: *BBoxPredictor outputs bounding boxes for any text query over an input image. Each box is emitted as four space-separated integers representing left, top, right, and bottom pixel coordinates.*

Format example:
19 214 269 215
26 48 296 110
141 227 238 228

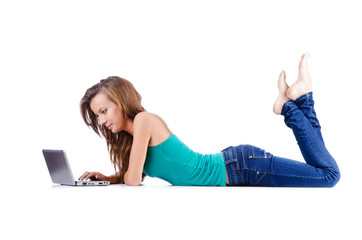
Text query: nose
98 115 107 126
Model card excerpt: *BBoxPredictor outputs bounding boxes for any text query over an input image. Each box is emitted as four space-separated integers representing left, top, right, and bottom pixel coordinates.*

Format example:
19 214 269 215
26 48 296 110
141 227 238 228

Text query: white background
1 0 361 239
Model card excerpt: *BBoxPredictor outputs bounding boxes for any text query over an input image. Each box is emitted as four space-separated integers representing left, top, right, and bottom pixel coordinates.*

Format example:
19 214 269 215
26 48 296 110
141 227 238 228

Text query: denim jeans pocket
222 146 240 169
222 146 243 185
243 146 271 185
248 145 273 159
225 157 238 166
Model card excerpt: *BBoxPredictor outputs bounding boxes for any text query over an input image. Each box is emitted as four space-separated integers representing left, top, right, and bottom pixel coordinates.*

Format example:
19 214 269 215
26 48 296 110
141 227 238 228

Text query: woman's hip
221 144 273 186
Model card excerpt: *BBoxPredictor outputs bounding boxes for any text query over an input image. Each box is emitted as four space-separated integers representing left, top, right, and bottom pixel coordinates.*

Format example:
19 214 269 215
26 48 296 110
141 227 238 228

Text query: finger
84 172 97 180
79 171 90 180
81 172 96 180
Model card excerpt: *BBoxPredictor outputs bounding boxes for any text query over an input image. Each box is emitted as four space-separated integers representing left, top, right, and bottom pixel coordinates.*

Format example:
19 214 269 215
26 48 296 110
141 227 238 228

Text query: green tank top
143 134 226 186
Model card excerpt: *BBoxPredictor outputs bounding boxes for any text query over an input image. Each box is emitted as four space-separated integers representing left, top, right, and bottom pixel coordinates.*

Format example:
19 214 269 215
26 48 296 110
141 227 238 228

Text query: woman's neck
123 118 134 136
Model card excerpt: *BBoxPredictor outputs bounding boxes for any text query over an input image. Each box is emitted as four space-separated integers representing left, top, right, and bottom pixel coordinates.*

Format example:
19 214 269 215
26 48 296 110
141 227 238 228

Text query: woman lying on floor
79 53 340 187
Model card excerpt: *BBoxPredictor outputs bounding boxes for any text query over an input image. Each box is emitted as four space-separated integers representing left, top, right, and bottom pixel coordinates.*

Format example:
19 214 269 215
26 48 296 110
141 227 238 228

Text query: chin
111 127 121 133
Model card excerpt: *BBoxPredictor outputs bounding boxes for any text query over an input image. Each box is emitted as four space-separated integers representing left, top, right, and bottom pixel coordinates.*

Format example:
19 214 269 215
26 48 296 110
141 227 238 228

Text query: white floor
2 176 360 240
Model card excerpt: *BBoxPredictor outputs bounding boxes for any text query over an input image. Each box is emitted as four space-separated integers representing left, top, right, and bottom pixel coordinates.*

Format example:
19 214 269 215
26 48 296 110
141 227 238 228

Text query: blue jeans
222 92 340 187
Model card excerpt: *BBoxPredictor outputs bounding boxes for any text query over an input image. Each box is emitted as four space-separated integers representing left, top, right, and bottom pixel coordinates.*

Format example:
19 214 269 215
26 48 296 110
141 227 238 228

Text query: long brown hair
80 76 145 183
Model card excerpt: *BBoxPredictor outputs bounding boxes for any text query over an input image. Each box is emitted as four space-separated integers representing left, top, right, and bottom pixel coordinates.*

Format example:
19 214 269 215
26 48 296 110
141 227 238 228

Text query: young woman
79 53 340 187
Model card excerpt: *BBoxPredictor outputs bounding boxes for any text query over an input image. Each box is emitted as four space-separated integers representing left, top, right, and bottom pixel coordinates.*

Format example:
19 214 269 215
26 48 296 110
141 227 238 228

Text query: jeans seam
241 146 246 169
255 172 266 185
293 106 329 167
306 93 319 135
252 170 331 186
234 147 244 184
249 166 328 180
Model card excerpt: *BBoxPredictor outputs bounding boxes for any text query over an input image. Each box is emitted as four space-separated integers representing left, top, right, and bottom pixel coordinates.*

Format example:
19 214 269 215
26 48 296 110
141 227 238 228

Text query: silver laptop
42 149 110 186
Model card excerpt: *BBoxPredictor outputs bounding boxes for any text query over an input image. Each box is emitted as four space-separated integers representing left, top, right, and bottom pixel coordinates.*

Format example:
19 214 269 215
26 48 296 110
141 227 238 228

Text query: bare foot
273 70 291 115
286 53 312 100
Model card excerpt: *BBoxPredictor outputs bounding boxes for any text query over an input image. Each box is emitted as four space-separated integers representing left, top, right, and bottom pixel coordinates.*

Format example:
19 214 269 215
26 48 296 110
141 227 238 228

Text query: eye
101 109 107 114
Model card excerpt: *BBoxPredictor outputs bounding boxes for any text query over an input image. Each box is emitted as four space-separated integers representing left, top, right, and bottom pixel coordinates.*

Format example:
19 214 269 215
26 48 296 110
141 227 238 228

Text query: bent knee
324 168 340 187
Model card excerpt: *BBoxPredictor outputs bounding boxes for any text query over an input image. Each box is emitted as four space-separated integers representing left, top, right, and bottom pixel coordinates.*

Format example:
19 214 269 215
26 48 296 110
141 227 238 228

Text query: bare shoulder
134 112 172 146
134 112 159 124
133 112 162 131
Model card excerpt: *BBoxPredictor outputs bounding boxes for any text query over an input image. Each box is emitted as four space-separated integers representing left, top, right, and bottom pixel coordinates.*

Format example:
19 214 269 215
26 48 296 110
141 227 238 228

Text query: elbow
125 179 141 186
124 174 141 186
124 172 142 186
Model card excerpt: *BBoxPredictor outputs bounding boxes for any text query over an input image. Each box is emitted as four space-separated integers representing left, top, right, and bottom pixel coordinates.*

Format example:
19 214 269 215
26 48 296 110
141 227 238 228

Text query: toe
299 53 310 71
278 71 288 90
279 70 285 79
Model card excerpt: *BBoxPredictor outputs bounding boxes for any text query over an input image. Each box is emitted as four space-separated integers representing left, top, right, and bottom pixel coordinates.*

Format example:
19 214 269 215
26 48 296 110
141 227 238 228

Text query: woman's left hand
78 171 109 182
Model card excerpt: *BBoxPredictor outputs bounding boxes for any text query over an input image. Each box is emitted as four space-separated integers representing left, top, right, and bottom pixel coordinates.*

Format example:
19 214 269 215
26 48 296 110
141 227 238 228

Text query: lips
106 124 113 129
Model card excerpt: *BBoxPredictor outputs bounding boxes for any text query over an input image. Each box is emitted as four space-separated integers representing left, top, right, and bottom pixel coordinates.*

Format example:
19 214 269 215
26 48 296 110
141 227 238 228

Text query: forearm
107 172 122 184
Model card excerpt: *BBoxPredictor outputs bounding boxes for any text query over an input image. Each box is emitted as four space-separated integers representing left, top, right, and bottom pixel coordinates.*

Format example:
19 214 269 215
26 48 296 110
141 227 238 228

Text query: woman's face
90 93 125 133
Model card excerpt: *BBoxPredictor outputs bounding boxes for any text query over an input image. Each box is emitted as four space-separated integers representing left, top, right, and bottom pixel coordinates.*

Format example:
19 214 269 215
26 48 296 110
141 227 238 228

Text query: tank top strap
156 115 172 134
